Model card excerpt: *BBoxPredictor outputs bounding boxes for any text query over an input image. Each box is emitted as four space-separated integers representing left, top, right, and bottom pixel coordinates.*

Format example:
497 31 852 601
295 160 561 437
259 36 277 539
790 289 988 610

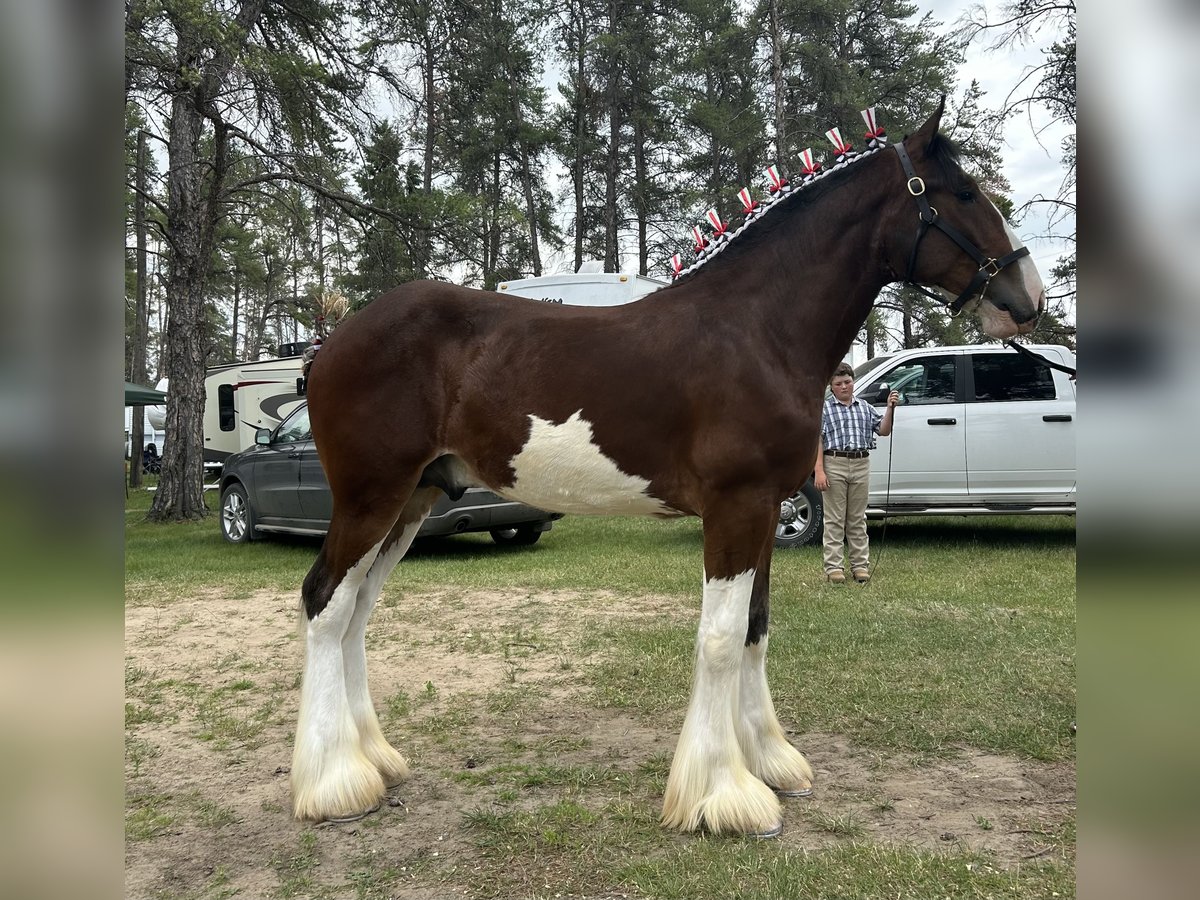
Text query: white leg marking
736 636 813 794
342 519 425 785
292 538 387 821
661 570 782 834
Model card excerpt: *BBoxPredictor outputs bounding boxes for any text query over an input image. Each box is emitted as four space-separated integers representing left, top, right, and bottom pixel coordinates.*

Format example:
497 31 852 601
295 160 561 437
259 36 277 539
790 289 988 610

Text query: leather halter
892 142 1030 316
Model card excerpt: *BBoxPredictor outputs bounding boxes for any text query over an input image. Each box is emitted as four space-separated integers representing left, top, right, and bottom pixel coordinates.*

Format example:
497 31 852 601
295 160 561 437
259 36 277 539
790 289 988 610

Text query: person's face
830 375 855 404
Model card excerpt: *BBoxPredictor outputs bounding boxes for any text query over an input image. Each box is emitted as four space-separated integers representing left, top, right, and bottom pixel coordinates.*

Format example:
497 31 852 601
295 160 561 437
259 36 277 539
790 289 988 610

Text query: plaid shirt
821 396 883 451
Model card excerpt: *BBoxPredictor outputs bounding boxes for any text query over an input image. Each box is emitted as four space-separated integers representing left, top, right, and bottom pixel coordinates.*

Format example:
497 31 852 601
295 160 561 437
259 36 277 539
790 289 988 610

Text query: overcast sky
920 0 1074 279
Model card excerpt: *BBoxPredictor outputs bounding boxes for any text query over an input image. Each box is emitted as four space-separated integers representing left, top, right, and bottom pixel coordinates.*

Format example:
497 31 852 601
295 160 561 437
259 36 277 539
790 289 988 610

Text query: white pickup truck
776 343 1077 548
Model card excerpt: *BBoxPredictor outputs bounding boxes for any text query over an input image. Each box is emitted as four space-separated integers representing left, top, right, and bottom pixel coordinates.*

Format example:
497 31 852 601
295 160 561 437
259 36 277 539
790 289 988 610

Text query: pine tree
670 1 768 237
344 121 420 301
126 0 413 521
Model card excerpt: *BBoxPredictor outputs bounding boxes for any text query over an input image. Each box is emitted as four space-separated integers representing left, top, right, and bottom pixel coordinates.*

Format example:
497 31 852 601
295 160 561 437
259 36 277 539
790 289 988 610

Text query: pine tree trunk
231 267 240 360
603 0 621 272
768 0 788 168
512 92 542 276
130 129 149 489
419 36 436 278
633 110 648 275
149 0 268 521
316 199 326 297
705 69 721 202
483 150 502 289
149 87 209 521
573 12 587 273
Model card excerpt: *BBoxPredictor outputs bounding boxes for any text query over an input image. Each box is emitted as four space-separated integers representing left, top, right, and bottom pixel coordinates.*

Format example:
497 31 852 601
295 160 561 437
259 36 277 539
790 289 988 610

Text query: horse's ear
912 94 947 155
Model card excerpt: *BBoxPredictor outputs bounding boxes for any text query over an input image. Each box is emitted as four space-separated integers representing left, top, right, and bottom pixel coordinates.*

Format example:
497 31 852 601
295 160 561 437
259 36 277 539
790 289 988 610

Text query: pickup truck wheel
775 482 823 549
490 525 543 546
220 483 258 544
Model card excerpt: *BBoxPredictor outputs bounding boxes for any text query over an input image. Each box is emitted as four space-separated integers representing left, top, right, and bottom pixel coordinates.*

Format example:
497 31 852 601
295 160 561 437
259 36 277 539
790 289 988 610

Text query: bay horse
290 99 1044 836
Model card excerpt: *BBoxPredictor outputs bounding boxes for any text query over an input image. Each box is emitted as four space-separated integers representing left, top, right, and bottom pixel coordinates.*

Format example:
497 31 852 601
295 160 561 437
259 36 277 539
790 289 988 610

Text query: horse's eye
956 190 976 203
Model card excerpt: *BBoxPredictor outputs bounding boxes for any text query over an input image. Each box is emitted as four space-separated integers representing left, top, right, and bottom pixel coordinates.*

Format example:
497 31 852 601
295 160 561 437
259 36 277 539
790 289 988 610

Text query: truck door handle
927 417 957 425
288 450 302 459
1043 414 1072 422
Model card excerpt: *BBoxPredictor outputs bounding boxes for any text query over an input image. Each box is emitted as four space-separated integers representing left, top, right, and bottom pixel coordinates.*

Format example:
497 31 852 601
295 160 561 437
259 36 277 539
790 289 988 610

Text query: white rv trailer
497 270 667 305
203 356 307 464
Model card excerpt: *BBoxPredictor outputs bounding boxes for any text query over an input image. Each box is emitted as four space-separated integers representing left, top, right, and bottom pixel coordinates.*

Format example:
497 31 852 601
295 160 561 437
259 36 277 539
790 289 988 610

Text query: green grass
458 796 1073 900
126 494 1075 899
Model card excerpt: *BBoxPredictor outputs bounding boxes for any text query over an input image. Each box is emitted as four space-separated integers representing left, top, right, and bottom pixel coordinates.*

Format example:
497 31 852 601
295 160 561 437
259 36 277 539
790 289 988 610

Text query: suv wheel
490 525 543 547
221 483 257 544
775 481 823 549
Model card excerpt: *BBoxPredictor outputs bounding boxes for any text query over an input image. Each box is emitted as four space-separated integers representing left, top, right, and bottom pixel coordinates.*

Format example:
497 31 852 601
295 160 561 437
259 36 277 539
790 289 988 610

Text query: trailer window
218 384 235 431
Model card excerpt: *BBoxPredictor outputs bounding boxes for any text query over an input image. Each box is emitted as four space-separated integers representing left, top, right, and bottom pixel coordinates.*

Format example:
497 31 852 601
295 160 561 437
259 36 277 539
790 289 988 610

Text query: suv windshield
273 405 312 443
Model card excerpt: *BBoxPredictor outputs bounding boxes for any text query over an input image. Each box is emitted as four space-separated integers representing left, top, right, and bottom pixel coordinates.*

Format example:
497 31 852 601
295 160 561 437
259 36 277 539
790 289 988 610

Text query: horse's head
888 97 1045 339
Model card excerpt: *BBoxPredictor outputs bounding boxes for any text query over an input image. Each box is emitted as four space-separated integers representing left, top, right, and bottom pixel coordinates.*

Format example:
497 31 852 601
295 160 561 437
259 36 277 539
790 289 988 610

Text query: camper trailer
497 269 666 306
204 356 307 464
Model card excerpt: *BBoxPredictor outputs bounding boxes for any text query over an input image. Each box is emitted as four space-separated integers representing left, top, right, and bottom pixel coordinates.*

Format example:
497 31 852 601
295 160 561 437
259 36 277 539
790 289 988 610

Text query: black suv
218 404 559 547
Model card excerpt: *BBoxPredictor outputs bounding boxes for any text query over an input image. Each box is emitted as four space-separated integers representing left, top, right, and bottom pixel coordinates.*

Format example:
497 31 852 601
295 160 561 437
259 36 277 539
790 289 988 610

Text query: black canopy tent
125 381 166 406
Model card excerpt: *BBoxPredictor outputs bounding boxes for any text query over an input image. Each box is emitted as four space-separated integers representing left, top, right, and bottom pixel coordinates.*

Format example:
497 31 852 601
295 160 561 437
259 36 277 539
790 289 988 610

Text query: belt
826 449 869 459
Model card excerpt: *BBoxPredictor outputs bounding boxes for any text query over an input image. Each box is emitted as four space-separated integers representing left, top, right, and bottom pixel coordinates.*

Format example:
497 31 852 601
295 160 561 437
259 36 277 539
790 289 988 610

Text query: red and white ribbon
705 208 728 237
799 148 820 175
737 187 759 214
825 127 853 156
691 225 708 253
670 254 682 277
861 107 885 140
764 165 789 193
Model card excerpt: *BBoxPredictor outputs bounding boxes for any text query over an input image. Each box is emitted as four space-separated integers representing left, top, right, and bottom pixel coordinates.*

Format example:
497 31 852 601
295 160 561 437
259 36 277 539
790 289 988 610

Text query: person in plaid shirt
813 362 899 583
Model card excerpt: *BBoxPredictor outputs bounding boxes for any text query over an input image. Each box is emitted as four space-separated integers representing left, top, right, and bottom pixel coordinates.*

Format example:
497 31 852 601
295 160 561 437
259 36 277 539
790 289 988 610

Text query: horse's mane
658 126 965 292
661 146 888 291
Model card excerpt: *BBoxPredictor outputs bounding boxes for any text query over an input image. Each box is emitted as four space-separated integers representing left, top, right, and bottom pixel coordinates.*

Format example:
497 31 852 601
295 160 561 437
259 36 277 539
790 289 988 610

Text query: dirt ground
125 588 1076 899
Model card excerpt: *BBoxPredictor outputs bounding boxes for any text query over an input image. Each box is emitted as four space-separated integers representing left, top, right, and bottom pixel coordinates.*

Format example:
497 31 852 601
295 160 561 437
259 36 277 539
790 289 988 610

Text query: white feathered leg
342 519 425 785
661 570 782 835
292 539 386 821
736 635 813 796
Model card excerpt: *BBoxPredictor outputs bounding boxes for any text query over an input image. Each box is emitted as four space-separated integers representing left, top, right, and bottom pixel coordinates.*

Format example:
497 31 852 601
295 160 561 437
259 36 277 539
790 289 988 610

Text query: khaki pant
821 455 871 574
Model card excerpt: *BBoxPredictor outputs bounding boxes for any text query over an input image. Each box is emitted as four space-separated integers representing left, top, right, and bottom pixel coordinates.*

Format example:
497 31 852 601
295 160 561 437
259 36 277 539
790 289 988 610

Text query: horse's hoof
746 821 784 839
774 786 813 798
324 802 381 824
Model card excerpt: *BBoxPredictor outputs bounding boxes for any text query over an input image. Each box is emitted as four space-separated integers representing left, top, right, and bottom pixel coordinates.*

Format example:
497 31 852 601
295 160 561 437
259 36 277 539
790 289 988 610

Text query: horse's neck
683 157 895 381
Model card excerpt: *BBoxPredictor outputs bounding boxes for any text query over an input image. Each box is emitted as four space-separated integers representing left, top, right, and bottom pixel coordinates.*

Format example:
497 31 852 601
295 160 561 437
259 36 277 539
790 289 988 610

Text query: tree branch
217 122 417 229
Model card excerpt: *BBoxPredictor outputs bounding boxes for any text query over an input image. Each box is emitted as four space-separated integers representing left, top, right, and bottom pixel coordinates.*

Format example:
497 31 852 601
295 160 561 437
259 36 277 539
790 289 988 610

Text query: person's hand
887 390 900 408
814 470 828 491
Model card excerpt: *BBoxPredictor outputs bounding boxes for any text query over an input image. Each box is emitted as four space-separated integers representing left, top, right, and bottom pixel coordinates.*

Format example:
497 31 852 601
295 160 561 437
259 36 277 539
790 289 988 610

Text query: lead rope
871 397 897 581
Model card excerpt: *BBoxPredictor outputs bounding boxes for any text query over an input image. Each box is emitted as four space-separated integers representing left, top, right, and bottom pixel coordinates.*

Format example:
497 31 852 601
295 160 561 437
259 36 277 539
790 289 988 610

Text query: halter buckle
981 258 1001 278
906 176 926 196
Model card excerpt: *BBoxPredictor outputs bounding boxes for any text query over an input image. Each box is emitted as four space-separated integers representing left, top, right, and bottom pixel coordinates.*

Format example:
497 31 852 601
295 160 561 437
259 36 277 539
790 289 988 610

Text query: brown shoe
826 570 846 584
852 569 871 584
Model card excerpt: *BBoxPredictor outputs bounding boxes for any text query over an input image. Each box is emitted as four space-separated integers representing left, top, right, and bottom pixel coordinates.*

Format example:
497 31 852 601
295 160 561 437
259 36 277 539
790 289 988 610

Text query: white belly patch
502 411 676 516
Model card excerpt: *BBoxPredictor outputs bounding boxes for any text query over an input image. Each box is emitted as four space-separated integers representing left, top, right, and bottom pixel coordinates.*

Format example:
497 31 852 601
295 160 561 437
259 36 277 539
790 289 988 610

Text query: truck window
853 355 891 382
972 353 1056 402
861 355 957 406
218 384 235 431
